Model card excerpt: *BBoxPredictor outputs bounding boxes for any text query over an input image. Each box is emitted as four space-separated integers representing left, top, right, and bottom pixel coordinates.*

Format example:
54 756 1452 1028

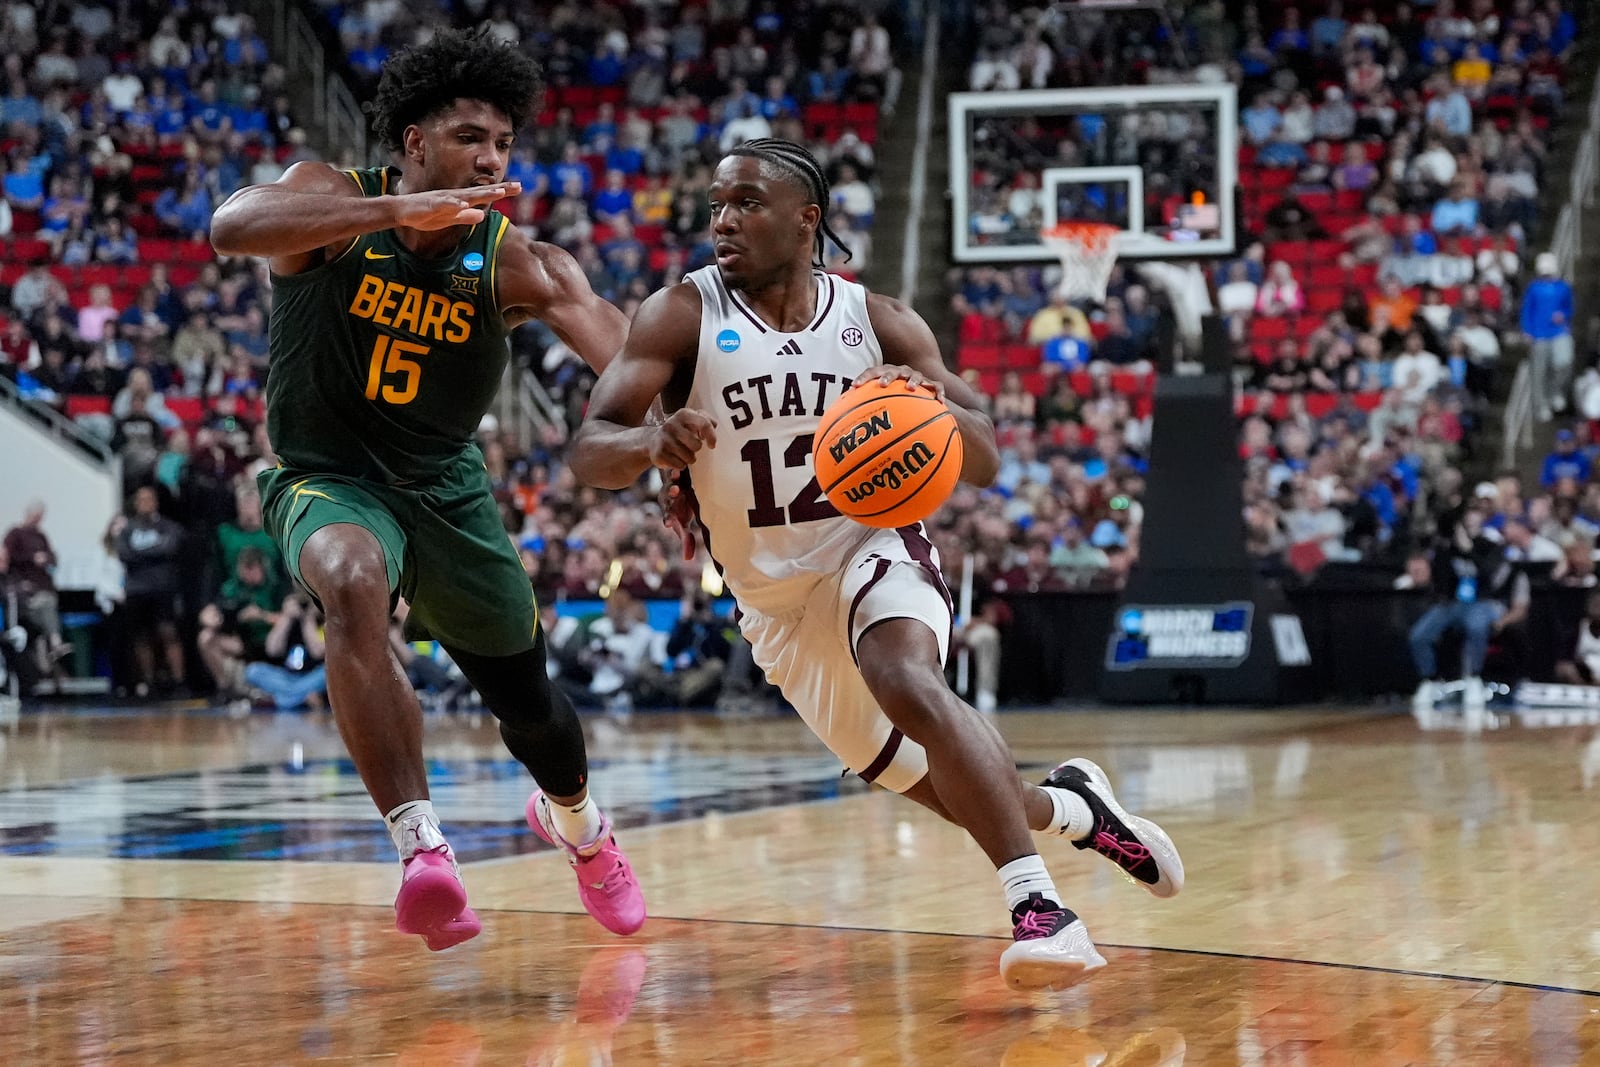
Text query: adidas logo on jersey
776 340 803 357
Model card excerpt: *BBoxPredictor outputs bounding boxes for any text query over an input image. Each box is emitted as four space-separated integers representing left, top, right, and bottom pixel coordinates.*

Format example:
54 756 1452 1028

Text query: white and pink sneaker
526 790 646 936
394 842 481 951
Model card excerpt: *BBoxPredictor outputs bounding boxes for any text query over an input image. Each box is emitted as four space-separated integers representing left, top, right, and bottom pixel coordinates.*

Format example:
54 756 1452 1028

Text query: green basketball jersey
265 166 516 484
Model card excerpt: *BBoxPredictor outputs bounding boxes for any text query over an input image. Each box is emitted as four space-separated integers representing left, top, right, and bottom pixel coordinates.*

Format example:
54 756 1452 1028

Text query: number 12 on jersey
364 334 427 405
740 434 841 528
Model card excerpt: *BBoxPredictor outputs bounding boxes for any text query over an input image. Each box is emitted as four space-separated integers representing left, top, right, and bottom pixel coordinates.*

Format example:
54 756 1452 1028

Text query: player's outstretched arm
494 230 629 373
864 293 1000 487
210 161 518 272
569 284 712 490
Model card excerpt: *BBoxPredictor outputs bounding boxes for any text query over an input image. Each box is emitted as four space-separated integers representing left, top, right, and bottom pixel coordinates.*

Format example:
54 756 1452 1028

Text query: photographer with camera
241 590 328 712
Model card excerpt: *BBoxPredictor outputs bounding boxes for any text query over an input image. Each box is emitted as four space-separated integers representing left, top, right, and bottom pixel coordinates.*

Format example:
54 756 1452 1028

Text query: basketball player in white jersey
569 139 1183 990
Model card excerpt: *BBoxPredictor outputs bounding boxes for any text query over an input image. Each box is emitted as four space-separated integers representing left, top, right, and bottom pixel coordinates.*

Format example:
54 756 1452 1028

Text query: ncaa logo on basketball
841 327 863 347
716 329 742 352
827 410 892 464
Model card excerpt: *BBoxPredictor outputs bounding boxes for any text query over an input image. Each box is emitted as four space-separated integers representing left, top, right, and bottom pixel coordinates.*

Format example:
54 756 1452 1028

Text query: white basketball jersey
685 266 884 615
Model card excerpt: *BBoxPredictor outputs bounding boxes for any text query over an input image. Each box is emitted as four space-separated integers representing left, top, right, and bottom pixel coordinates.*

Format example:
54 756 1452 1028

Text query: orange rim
1041 222 1121 252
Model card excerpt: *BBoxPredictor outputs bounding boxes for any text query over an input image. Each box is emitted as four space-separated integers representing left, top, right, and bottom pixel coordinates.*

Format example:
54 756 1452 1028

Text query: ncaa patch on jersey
461 252 484 272
841 327 863 347
716 329 742 352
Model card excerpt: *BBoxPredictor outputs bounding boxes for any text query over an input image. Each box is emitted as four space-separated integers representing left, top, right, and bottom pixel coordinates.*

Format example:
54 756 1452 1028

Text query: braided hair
726 138 853 268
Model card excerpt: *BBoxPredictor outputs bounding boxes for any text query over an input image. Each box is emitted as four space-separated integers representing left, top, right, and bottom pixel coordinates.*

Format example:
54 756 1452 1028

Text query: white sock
544 793 605 850
998 854 1060 911
1042 786 1095 841
385 799 444 861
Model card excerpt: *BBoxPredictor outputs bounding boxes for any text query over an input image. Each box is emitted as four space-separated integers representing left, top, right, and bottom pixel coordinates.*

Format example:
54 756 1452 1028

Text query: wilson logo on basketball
841 441 937 504
827 411 892 464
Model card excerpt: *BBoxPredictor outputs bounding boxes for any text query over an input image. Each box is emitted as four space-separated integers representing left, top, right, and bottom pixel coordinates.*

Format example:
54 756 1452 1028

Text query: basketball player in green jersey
210 28 644 950
568 140 1183 990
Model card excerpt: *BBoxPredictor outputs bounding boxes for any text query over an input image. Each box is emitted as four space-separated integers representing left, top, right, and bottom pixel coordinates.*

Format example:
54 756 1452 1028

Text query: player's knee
301 533 389 620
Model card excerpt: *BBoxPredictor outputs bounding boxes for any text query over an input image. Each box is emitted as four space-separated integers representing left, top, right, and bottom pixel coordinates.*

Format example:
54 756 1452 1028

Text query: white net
1042 222 1120 304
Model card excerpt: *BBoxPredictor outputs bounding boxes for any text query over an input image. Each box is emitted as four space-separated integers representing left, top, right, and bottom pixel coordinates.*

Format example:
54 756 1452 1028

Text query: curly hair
367 27 544 154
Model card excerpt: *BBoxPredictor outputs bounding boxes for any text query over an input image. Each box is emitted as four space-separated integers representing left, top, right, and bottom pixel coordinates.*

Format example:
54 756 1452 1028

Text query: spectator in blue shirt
3 155 45 211
1258 134 1309 169
505 148 542 188
1241 93 1282 145
1430 184 1479 234
807 55 850 104
591 170 634 225
588 42 626 87
0 77 42 127
347 32 388 82
759 76 798 121
1310 2 1348 55
188 81 230 140
582 103 618 151
154 91 190 140
1542 429 1591 488
154 171 213 238
549 144 592 199
1523 253 1576 420
1424 78 1473 138
1268 9 1309 53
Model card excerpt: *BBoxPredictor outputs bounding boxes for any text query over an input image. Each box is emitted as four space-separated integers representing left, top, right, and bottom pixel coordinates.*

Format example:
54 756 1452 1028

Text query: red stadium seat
1000 343 1039 369
842 103 879 130
175 241 213 264
1253 316 1290 341
1307 240 1345 262
1309 264 1346 288
1306 288 1343 314
961 344 1002 369
166 396 203 425
65 395 112 418
1305 394 1339 419
1352 392 1383 412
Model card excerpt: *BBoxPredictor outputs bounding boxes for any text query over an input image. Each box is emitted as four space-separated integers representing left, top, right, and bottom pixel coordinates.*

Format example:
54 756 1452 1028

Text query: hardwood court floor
0 706 1596 1065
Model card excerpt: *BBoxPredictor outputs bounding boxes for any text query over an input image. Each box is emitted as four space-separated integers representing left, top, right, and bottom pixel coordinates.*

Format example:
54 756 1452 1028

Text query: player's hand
391 182 521 231
660 468 701 561
648 408 717 470
853 364 944 402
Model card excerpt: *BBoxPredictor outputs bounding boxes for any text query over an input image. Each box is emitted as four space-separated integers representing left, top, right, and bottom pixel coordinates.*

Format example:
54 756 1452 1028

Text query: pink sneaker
394 846 482 951
526 790 646 936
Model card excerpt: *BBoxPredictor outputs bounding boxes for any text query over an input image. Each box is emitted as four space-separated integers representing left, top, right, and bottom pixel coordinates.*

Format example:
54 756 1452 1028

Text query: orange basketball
813 378 964 528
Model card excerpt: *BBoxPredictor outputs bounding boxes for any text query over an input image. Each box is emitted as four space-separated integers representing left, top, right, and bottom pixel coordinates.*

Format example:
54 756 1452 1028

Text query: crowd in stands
0 0 900 706
953 0 1583 589
0 0 1590 704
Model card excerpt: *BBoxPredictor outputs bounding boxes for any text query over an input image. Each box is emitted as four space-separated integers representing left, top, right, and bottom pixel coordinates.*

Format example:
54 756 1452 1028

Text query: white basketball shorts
737 525 952 793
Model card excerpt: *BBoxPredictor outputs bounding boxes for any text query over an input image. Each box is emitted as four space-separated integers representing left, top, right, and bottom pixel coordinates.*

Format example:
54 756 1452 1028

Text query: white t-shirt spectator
1013 39 1053 90
103 70 143 112
970 52 1021 92
832 177 875 221
1456 323 1501 363
1217 279 1259 316
718 113 771 152
850 22 893 77
1411 145 1458 187
1279 101 1315 144
1476 247 1519 289
1392 349 1443 403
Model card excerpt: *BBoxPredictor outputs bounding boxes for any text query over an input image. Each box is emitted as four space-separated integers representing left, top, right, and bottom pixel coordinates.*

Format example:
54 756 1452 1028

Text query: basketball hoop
1042 222 1121 304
